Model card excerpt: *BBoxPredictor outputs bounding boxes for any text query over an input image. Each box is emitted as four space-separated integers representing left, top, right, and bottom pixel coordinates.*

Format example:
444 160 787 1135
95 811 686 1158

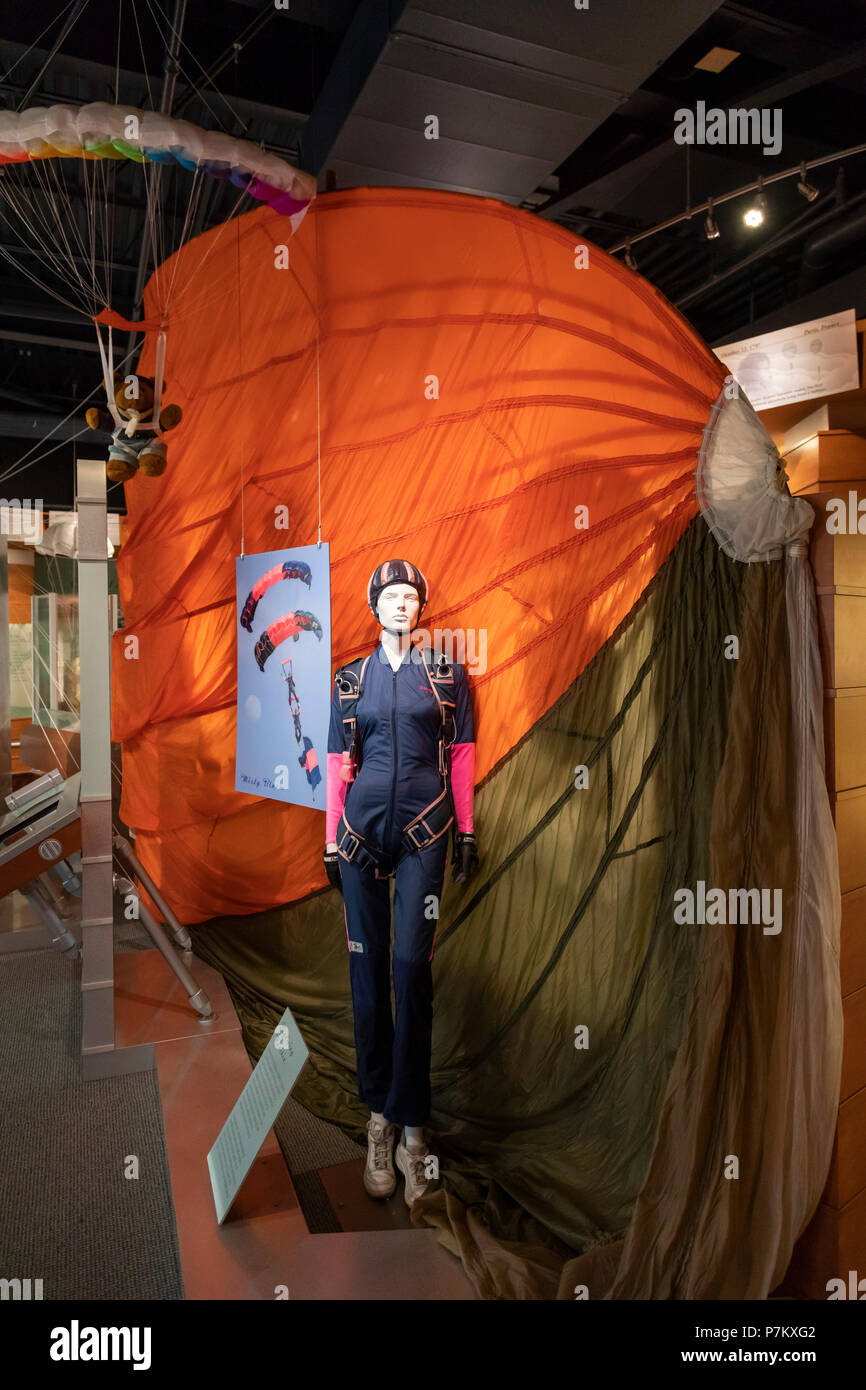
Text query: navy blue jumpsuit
326 641 475 1125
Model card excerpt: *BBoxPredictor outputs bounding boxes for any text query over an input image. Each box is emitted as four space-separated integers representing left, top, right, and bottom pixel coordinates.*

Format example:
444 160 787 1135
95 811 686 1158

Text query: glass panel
9 623 32 717
29 594 120 729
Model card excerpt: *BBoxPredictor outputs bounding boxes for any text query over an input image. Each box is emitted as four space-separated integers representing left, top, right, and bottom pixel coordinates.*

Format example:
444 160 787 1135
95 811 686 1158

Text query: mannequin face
377 583 420 633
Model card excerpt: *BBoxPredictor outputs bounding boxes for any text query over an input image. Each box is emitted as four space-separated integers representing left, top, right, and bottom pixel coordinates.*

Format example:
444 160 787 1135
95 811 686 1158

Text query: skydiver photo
235 547 329 807
0 0 864 1366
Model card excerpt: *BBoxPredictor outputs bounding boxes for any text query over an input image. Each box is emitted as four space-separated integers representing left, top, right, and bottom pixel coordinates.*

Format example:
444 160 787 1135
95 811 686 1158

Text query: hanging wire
113 0 123 103
143 0 249 132
0 0 79 87
14 0 89 111
314 201 322 550
129 0 157 111
235 216 245 557
310 30 322 551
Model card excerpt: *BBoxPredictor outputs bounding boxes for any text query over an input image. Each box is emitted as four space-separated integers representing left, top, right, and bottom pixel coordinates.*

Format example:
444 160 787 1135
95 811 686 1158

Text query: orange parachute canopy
112 187 724 923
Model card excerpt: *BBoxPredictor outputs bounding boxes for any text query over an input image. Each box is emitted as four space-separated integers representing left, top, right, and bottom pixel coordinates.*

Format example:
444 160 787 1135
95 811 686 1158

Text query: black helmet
367 559 428 621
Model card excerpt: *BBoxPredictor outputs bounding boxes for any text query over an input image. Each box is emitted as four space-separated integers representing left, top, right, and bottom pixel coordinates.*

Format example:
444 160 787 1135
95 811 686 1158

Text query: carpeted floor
0 928 184 1300
1 907 369 1298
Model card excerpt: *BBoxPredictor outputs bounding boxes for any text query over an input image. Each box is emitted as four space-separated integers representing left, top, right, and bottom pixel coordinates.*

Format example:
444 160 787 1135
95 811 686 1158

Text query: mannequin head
367 559 428 632
376 583 420 633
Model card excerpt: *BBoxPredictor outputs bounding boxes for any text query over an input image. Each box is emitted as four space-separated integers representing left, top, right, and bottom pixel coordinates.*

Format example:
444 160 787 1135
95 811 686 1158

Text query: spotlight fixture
704 197 720 239
744 177 766 228
624 240 638 271
797 161 819 202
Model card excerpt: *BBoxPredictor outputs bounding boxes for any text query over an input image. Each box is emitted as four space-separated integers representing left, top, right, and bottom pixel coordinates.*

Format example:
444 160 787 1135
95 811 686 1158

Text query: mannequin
323 560 479 1205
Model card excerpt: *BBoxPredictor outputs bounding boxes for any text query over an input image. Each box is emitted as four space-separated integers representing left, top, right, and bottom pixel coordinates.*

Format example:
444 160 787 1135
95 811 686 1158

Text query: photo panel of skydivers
237 556 324 797
323 559 480 1206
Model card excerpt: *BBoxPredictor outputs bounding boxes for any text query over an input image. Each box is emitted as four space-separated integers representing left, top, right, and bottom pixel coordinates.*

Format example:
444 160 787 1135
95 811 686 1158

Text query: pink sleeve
326 753 348 844
450 742 474 833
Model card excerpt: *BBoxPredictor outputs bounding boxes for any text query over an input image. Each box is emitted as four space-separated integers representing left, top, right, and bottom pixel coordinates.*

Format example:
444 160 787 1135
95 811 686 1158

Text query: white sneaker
395 1136 429 1207
364 1117 397 1198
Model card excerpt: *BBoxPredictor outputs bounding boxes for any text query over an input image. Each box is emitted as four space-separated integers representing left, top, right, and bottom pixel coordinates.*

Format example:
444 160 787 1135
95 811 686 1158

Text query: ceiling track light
608 140 866 256
704 197 720 239
797 161 820 202
744 176 766 228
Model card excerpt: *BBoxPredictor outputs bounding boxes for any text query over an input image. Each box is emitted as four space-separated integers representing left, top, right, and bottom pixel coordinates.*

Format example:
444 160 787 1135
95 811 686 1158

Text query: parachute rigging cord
0 99 315 481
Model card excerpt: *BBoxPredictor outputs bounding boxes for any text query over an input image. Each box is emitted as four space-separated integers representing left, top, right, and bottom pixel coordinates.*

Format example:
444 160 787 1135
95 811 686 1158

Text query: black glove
324 849 343 895
452 832 479 885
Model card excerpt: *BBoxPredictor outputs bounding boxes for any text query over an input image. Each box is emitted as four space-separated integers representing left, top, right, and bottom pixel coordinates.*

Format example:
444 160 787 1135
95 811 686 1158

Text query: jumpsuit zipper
384 666 398 851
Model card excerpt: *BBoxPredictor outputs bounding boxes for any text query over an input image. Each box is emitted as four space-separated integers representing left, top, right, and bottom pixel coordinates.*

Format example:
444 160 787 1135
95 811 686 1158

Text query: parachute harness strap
150 326 168 438
420 649 457 783
95 323 123 431
337 654 372 776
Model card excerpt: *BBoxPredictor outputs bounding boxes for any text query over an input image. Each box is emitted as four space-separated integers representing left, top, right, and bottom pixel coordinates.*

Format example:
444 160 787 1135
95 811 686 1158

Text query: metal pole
113 833 192 950
77 459 115 1061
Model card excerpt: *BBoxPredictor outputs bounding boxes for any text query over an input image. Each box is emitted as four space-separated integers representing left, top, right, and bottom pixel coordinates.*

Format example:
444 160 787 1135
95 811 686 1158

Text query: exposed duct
798 203 866 293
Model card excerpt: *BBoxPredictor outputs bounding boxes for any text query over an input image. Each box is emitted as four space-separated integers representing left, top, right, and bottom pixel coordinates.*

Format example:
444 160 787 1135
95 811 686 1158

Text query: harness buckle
339 830 360 861
406 823 428 850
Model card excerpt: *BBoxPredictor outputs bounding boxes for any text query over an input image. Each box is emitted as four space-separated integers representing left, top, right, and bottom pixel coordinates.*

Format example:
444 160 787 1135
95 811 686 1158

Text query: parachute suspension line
236 216 245 558
0 338 140 489
39 153 89 307
19 158 95 314
163 163 207 312
314 198 322 550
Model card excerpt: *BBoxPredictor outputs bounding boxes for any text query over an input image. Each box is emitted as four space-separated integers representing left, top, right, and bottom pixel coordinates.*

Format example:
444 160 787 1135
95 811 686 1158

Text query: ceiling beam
298 0 412 176
0 328 98 352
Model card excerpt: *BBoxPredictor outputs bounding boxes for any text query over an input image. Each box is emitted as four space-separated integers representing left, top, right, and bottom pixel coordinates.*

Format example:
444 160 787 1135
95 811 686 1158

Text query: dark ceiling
1 0 865 509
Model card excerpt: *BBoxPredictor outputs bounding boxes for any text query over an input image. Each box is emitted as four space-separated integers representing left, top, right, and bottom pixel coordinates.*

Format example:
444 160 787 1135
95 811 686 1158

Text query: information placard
714 308 859 411
207 1007 309 1224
